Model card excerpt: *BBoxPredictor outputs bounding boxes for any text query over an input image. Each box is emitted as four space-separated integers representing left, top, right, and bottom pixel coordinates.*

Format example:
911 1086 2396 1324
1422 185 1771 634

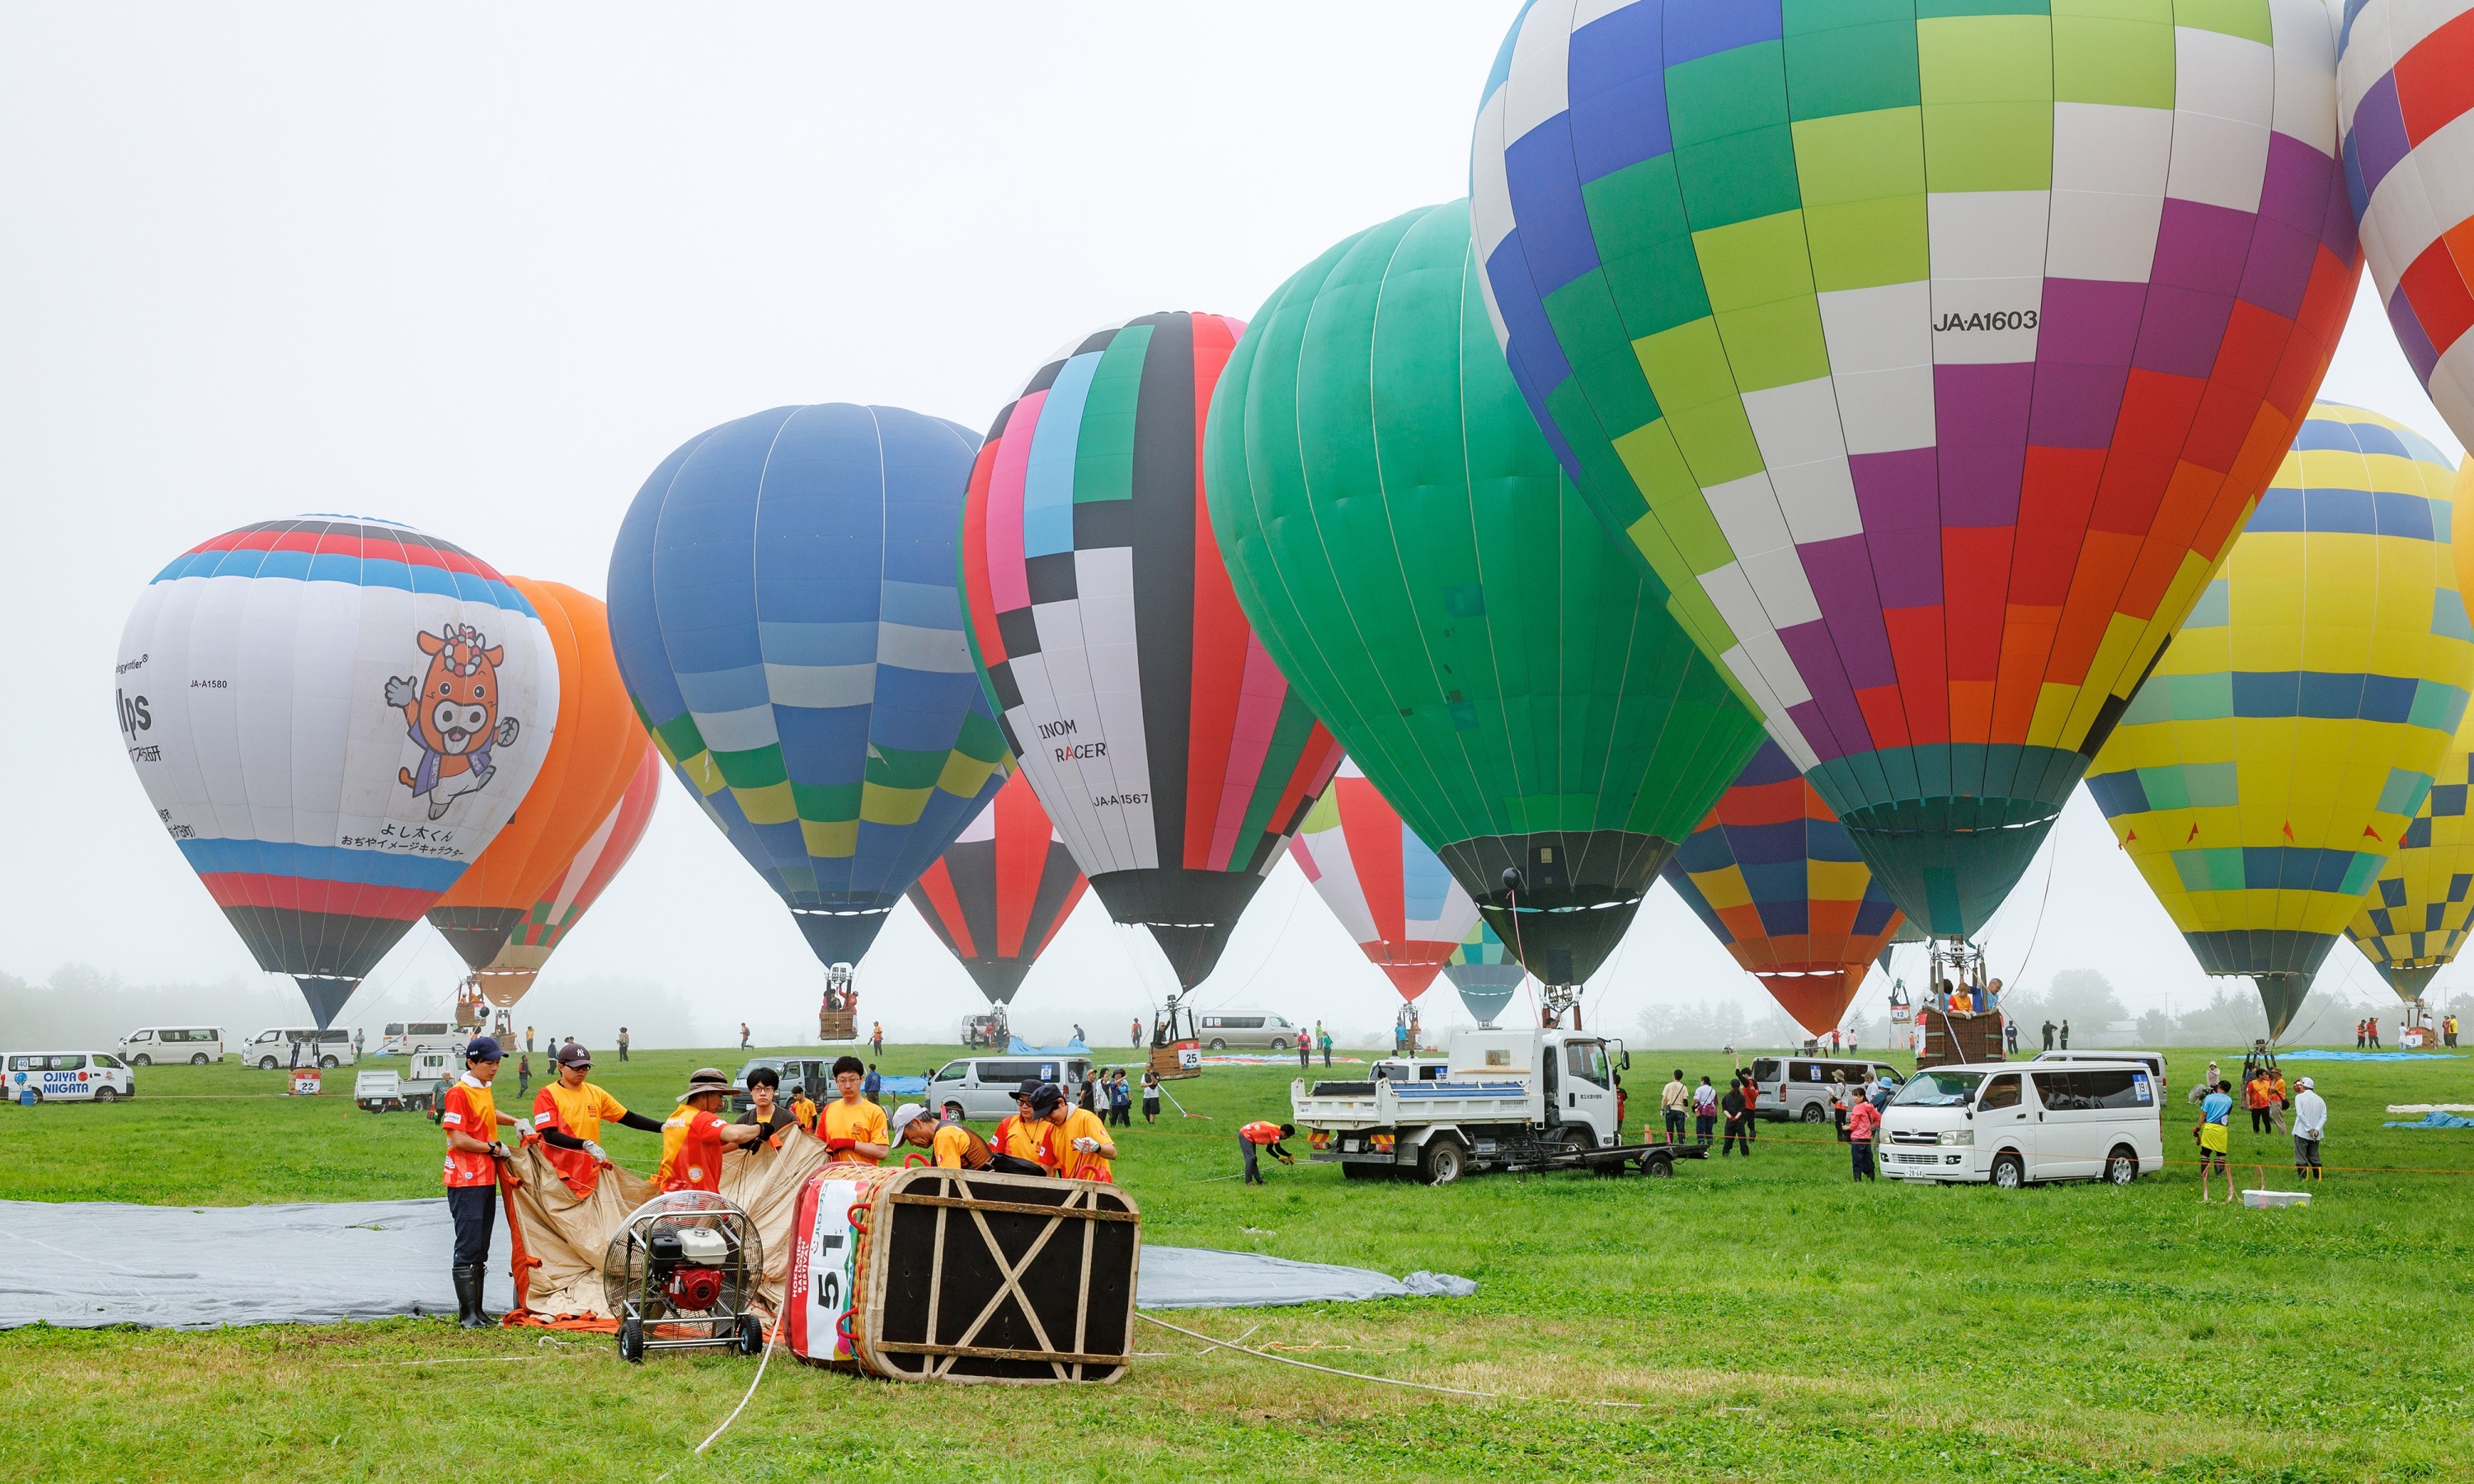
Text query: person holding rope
653 1068 780 1195
439 1035 526 1328
529 1041 668 1196
1042 1081 1117 1181
1239 1119 1295 1184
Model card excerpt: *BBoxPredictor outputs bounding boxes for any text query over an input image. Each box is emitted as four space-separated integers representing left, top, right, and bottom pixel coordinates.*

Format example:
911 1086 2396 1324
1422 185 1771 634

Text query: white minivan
1880 1060 2162 1188
6 1052 136 1103
381 1021 459 1056
119 1026 224 1066
1195 1012 1301 1051
924 1055 1094 1122
1747 1056 1905 1123
237 1027 357 1070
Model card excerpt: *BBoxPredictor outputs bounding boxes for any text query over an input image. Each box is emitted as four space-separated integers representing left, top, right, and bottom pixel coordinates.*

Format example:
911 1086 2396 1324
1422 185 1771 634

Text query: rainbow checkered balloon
2340 2 2474 450
1472 0 2361 939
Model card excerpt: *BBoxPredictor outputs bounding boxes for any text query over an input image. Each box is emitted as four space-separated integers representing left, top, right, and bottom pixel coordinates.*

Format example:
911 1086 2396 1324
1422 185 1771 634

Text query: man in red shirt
653 1068 777 1194
1238 1120 1294 1185
439 1036 524 1328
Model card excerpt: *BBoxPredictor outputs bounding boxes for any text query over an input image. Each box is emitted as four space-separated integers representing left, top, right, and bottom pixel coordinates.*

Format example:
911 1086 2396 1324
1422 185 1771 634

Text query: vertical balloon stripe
986 390 1044 610
1288 760 1479 1001
1339 777 1409 946
905 770 1089 1005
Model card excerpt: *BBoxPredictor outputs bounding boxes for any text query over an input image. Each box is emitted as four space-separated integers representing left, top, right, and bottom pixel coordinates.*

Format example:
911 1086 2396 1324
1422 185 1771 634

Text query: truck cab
1293 1026 1634 1183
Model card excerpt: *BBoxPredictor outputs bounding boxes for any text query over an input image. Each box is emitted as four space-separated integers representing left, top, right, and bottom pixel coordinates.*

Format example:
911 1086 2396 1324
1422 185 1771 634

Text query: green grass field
4 1040 2471 1482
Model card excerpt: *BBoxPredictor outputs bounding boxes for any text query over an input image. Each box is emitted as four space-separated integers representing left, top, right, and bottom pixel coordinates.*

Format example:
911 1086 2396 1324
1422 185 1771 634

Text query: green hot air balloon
1206 200 1764 1023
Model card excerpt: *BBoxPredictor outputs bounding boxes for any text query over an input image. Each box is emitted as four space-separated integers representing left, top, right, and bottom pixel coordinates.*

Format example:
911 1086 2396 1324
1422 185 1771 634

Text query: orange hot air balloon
427 579 644 990
471 740 663 1007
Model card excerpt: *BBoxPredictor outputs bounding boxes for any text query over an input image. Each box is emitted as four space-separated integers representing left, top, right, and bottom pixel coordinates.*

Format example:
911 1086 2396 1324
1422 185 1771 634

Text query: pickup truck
1292 1026 1703 1185
355 1049 461 1113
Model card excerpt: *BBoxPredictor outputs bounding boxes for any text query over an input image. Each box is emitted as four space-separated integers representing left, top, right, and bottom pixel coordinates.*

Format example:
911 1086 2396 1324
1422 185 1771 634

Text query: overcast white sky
3 4 2461 1048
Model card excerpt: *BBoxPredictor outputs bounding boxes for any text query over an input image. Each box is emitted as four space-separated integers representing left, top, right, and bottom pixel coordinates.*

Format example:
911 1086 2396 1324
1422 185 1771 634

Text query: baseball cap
2298 1077 2314 1090
465 1036 503 1063
1014 1078 1044 1101
554 1042 592 1069
1029 1082 1063 1116
888 1102 928 1136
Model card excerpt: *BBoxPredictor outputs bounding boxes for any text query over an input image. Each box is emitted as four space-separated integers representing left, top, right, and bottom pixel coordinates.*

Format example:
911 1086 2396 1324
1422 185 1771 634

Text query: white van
6 1052 136 1103
2035 1048 2170 1103
119 1026 223 1066
1746 1056 1905 1123
923 1055 1094 1122
381 1021 459 1056
1880 1060 2162 1188
238 1027 358 1070
1196 1012 1300 1051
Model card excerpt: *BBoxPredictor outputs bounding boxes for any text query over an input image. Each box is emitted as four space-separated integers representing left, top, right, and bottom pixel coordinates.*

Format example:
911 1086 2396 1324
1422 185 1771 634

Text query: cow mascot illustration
387 623 521 819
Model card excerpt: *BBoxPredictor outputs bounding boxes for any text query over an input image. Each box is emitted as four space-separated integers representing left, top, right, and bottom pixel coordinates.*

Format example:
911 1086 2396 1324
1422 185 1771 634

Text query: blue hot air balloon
608 404 1012 987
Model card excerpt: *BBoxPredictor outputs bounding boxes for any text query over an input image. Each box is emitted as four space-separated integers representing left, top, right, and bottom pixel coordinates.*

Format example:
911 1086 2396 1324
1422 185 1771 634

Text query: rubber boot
453 1264 492 1329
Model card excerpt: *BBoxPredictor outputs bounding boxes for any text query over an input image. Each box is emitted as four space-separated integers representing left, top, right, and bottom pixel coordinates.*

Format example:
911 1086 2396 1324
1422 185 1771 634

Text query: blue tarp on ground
0 1200 1474 1330
1007 1036 1089 1055
2279 1050 2462 1063
2383 1111 2474 1129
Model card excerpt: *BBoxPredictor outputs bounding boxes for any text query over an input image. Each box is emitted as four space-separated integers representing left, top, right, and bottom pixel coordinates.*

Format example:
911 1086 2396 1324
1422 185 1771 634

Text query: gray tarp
0 1199 1471 1331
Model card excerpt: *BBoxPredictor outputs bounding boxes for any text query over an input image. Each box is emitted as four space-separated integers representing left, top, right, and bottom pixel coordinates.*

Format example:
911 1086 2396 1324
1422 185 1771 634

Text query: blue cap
465 1036 503 1063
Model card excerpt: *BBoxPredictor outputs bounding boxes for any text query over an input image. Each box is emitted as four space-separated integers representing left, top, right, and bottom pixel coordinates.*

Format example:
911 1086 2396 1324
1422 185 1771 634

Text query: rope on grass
1135 1312 1647 1408
694 1306 788 1456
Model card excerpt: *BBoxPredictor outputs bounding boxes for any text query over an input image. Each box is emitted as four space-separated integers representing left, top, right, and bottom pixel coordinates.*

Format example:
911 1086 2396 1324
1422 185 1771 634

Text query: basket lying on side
784 1162 1140 1383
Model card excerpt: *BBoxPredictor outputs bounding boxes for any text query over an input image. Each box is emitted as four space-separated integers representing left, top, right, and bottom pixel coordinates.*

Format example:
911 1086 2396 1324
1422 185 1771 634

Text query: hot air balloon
1661 740 1907 1038
1287 760 1482 1002
1473 2 2362 942
2086 403 2474 1037
468 739 664 1008
958 313 1344 1019
115 515 558 1026
2345 731 2474 1003
426 580 645 1004
2340 3 2474 449
1204 201 1764 1026
905 769 1089 1009
1443 919 1526 1029
609 404 1012 1023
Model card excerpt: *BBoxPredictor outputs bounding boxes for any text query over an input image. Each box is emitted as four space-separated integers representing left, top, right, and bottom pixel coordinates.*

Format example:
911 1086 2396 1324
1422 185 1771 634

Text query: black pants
1694 1114 1714 1147
618 1045 628 1061
2251 1107 2272 1133
1241 1137 1263 1183
1851 1142 1876 1181
1144 1097 1159 1122
1722 1117 1749 1155
447 1184 496 1268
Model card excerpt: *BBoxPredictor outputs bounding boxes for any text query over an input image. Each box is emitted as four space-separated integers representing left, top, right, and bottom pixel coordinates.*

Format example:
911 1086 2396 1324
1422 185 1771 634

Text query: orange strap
495 1136 543 1327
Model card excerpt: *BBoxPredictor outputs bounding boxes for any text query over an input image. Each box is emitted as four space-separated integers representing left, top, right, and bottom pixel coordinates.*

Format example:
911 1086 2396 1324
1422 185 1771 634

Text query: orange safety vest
655 1107 727 1193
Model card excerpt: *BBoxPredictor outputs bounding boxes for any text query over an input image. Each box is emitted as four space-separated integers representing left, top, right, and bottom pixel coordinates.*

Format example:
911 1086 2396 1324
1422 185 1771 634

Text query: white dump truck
1291 1026 1703 1184
353 1048 462 1114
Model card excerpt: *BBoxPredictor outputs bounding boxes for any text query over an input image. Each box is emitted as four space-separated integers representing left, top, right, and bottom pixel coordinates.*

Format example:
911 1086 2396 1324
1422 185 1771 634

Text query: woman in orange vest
529 1042 667 1196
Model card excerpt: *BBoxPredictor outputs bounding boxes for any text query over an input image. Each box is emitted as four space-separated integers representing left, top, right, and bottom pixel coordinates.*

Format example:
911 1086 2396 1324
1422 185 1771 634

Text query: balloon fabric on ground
2339 2 2474 451
2086 402 2474 1037
1444 918 1526 1026
1471 0 2363 939
1662 739 1905 1037
1287 759 1481 1002
114 516 559 1026
958 313 1343 996
606 403 1011 971
472 739 662 1007
905 768 1089 1007
425 579 645 993
1204 200 1764 991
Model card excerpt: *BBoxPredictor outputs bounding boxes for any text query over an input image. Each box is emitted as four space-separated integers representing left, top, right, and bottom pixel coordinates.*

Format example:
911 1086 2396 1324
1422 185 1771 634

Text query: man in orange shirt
1238 1120 1293 1185
529 1042 666 1196
819 1054 891 1164
653 1068 776 1194
439 1036 525 1328
1042 1082 1117 1181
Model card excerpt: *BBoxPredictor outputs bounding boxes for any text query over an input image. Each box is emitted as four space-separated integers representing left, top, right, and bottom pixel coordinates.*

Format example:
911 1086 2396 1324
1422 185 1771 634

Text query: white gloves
584 1140 608 1164
1072 1137 1101 1153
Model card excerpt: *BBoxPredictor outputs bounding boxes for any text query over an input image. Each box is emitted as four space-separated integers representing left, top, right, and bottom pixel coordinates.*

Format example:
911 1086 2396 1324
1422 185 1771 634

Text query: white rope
694 1311 784 1456
1135 1312 1646 1407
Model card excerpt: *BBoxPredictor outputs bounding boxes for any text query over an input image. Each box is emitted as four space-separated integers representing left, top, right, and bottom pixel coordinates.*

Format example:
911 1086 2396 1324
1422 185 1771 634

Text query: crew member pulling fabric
653 1067 774 1194
439 1036 524 1329
529 1042 664 1196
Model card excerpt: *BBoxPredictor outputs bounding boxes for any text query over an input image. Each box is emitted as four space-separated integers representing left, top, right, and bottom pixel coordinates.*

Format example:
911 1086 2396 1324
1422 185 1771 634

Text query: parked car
1879 1060 2162 1188
380 1021 459 1056
2034 1048 2170 1103
118 1026 223 1066
1746 1057 1904 1122
237 1027 357 1070
355 1049 461 1113
923 1055 1094 1122
5 1052 136 1103
1195 1012 1301 1051
730 1057 841 1115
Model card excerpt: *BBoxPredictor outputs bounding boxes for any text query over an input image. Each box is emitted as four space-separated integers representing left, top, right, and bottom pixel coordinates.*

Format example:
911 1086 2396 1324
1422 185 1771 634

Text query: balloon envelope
608 404 1011 968
960 313 1343 993
906 769 1089 1007
1206 201 1763 989
1443 918 1526 1026
428 579 643 979
473 739 663 1008
1663 740 1906 1037
2345 730 2474 1003
2339 4 2474 450
116 515 558 1026
1287 760 1482 1002
1473 2 2361 937
2086 404 2474 1036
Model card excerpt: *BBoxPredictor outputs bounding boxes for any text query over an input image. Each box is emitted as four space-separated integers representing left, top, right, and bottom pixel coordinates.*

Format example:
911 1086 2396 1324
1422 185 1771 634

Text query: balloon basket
1148 1042 1201 1081
818 1011 858 1042
1917 1011 2006 1069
